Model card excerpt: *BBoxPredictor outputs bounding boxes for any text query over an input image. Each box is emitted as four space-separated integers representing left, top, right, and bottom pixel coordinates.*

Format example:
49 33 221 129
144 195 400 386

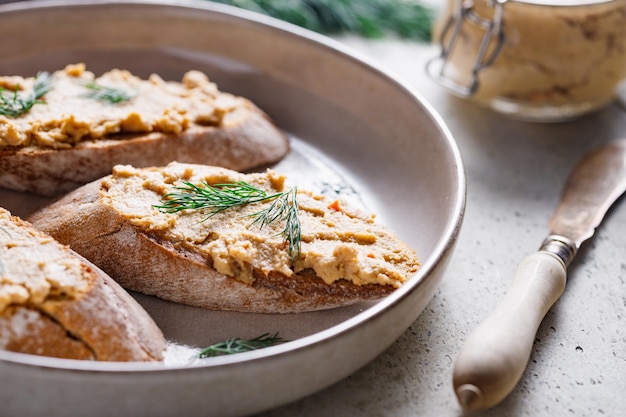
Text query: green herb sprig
212 0 434 41
248 186 300 261
83 81 136 104
155 181 301 261
197 333 287 358
0 71 54 118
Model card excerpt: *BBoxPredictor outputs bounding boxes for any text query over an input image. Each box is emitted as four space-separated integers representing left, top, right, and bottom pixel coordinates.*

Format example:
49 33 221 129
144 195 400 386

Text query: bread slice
0 208 165 361
29 162 420 314
0 64 289 196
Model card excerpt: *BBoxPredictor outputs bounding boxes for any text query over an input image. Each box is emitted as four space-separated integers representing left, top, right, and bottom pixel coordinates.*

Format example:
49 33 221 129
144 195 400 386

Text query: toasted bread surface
0 65 288 196
29 163 420 313
0 208 165 361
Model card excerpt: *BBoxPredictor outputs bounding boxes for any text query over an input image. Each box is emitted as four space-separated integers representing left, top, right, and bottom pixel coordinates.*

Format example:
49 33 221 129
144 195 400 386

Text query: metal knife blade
452 139 626 411
549 140 626 248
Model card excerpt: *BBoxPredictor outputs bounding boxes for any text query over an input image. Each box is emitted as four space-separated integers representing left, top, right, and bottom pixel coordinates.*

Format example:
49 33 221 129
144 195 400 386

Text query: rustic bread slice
29 162 419 314
0 64 288 196
0 208 165 361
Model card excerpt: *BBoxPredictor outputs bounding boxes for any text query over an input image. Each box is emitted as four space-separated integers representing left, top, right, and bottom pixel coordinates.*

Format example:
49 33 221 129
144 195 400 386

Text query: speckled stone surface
255 38 626 417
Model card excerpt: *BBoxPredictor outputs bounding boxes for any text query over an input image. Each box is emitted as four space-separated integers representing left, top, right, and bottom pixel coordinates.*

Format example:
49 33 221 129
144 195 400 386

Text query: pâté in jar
427 0 626 122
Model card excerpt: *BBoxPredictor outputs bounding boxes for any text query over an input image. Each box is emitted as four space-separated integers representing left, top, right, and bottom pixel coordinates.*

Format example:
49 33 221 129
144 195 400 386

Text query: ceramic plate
0 1 465 416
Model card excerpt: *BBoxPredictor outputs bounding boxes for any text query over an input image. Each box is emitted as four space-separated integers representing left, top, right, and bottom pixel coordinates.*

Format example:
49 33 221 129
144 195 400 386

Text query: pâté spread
101 162 420 288
0 209 90 315
433 0 626 119
0 63 237 149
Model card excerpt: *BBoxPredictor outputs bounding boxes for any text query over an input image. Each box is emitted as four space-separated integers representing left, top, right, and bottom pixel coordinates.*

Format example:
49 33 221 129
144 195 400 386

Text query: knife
452 139 626 410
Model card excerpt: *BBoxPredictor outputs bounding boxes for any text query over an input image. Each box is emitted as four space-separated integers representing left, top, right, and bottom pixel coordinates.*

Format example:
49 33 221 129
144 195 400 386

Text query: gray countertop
258 37 626 417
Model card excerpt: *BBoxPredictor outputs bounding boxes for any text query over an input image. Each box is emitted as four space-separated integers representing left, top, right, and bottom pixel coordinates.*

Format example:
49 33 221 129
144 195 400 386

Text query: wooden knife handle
452 251 567 410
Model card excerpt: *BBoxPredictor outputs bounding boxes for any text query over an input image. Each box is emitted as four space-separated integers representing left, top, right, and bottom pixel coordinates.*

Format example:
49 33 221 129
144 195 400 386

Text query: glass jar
426 0 626 122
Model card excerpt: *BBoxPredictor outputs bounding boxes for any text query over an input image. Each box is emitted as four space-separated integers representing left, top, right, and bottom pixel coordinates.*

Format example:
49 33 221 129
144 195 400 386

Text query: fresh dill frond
156 181 272 215
155 181 302 261
0 71 54 117
248 187 301 262
197 333 287 358
83 81 136 104
211 0 434 41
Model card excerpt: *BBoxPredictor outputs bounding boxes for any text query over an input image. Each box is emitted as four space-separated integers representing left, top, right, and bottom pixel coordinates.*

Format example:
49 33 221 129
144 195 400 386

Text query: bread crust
0 211 166 361
0 100 288 196
0 306 93 360
30 180 395 314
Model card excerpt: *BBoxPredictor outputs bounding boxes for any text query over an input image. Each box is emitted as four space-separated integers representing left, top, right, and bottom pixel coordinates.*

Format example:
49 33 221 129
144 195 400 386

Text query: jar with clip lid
426 0 626 122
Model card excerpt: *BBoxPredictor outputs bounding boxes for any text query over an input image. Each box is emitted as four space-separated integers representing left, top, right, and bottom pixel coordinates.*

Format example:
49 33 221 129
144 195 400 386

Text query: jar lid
427 0 623 96
511 0 618 5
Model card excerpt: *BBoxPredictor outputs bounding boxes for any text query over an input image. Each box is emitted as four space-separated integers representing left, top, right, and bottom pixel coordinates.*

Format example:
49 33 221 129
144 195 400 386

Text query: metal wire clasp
426 0 507 96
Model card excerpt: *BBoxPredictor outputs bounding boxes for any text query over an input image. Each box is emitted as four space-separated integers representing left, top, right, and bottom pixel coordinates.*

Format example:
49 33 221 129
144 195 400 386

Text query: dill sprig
83 81 136 104
155 181 302 261
212 0 434 41
197 333 287 358
248 187 300 261
0 71 54 117
157 181 271 215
